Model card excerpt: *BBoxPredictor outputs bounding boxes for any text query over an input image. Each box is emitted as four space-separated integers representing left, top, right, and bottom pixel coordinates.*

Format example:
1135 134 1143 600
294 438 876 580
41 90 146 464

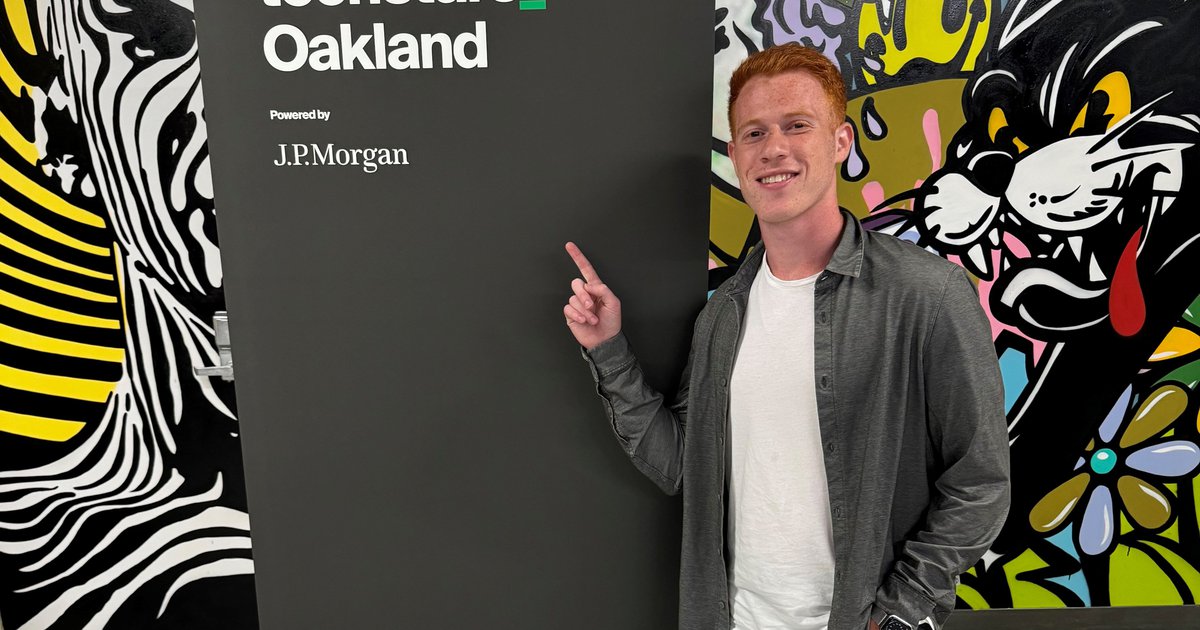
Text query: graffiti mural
713 0 1200 609
0 1 258 628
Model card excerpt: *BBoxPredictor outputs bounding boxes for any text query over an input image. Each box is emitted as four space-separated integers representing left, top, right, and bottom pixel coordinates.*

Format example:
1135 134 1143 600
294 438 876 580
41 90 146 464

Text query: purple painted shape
761 0 850 72
1079 485 1114 556
845 137 866 179
1126 440 1200 477
1098 385 1131 444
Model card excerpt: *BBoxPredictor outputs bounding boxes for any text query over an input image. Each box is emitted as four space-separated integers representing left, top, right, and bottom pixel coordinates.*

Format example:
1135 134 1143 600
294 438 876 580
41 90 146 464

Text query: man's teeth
759 173 795 184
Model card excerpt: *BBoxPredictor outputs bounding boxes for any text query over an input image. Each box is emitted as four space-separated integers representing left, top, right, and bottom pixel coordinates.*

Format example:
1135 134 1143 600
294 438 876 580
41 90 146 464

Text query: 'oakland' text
264 22 487 72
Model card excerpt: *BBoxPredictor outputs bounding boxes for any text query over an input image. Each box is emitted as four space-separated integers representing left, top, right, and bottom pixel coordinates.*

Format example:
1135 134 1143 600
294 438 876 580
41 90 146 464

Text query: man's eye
791 122 807 130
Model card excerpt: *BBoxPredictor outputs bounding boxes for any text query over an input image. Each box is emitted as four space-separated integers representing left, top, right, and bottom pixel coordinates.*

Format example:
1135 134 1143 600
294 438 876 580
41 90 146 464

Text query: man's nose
760 128 787 161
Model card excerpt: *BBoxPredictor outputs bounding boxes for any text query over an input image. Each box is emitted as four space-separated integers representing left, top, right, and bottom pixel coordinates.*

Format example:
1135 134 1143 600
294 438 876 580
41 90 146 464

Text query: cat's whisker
1091 143 1189 171
1088 91 1172 154
1145 113 1200 134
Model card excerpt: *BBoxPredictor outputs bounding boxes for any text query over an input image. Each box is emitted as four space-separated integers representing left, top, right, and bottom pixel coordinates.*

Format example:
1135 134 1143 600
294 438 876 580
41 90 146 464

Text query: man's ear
727 139 738 172
833 120 853 164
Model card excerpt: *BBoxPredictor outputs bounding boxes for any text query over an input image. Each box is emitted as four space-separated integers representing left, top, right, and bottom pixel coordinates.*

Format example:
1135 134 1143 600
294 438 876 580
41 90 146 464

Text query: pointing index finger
565 242 602 284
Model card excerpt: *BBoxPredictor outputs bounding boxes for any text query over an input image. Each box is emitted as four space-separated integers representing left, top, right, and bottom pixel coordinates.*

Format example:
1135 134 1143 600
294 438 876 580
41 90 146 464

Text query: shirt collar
728 209 865 295
825 208 865 278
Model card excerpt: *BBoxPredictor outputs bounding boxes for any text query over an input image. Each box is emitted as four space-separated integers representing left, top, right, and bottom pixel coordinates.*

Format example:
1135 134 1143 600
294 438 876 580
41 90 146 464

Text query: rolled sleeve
581 332 689 495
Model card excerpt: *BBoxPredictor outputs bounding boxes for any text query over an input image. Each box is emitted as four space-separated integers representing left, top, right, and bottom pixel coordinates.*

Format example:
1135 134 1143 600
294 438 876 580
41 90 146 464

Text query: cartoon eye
988 108 1029 153
1070 71 1131 134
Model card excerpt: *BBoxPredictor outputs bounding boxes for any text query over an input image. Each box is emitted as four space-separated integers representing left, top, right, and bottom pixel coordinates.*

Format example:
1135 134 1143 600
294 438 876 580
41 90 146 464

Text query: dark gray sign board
194 1 710 628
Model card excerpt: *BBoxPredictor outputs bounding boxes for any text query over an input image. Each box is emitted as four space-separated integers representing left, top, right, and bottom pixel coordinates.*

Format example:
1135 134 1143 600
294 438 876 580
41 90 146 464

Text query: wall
712 0 1200 610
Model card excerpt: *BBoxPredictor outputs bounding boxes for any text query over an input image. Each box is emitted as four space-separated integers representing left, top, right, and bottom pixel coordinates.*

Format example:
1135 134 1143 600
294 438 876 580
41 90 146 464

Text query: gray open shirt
582 210 1010 630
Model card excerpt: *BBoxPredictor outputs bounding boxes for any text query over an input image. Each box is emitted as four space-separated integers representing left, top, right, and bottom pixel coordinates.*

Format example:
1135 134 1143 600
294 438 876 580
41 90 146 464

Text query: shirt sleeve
873 265 1012 626
581 331 690 495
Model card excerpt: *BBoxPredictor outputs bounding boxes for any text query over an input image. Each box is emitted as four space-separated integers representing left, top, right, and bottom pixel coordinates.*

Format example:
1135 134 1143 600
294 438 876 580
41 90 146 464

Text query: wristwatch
878 614 914 630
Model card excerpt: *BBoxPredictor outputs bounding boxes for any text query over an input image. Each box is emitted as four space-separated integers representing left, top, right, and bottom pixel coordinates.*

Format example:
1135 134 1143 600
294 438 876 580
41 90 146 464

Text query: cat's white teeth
1052 242 1065 259
966 243 990 274
1088 253 1107 282
1067 236 1084 261
1039 233 1053 243
988 228 1001 247
1117 208 1124 225
1002 253 1012 271
1008 213 1022 226
1142 208 1154 259
1152 195 1173 216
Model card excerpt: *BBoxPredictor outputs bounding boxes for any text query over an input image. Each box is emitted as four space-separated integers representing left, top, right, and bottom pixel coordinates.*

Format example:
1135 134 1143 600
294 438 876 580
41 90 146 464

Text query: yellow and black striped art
0 2 257 628
0 0 122 444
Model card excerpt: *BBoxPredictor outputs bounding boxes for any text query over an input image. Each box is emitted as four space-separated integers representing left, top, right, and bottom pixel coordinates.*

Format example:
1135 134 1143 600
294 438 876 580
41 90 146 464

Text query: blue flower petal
1079 486 1115 556
1126 440 1200 477
1099 385 1131 444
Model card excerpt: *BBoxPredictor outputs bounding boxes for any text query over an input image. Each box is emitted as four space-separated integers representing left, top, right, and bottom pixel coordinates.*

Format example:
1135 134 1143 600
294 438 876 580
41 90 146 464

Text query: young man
563 43 1009 630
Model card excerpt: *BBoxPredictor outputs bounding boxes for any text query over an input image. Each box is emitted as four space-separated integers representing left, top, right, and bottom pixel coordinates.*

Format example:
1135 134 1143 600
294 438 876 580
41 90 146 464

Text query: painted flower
1029 384 1200 555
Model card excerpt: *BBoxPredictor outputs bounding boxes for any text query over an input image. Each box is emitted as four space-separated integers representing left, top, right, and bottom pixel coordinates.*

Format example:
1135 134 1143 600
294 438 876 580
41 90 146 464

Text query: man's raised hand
563 242 622 350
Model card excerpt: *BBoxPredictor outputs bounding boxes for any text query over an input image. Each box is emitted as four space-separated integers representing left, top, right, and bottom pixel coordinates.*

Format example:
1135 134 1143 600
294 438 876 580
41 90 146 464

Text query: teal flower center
1090 448 1118 475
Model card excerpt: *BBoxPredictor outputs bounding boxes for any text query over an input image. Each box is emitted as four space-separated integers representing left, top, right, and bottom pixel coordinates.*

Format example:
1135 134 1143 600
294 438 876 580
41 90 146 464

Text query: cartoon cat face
914 0 1200 339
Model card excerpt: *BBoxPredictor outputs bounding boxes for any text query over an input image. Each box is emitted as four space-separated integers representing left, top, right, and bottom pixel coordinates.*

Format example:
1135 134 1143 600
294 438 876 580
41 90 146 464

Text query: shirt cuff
872 573 938 627
579 332 634 380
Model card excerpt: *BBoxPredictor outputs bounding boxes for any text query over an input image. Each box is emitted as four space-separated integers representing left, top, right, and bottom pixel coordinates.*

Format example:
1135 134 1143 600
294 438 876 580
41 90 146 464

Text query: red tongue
1110 227 1145 337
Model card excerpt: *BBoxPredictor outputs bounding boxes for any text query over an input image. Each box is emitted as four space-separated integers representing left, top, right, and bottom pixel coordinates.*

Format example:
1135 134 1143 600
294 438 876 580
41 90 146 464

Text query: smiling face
727 70 852 228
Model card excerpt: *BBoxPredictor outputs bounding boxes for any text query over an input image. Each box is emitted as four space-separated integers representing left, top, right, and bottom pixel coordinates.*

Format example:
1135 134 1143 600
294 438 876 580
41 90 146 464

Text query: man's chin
752 204 815 227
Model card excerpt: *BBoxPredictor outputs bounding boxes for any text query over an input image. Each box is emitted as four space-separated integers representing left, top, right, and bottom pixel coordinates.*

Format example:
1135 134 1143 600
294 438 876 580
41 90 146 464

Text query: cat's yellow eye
989 108 1029 153
1071 71 1132 134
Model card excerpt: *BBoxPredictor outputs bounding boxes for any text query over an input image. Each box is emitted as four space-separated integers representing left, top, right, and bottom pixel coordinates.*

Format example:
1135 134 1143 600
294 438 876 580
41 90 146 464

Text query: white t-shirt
728 255 835 630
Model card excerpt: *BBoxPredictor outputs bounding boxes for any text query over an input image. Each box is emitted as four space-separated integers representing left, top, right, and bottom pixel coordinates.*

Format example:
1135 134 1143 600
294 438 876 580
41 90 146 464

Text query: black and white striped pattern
0 1 257 628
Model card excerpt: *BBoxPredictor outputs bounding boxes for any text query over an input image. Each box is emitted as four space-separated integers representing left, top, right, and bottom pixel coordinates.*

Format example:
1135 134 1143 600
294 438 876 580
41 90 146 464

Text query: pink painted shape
708 257 718 270
862 181 885 212
1003 232 1031 258
923 109 942 172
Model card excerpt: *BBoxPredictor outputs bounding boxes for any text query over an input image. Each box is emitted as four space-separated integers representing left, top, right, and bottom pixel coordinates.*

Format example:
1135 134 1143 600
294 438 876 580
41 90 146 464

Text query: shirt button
820 375 830 389
826 442 837 454
833 507 843 518
718 601 727 610
720 378 728 388
818 311 828 324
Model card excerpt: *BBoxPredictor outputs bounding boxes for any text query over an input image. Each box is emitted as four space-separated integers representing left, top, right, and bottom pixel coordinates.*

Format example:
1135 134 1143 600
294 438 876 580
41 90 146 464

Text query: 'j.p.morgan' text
275 144 410 173
265 22 486 72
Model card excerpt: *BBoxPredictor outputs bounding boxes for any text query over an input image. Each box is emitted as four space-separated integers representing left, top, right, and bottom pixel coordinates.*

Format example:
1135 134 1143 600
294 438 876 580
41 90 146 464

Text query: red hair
727 43 847 135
